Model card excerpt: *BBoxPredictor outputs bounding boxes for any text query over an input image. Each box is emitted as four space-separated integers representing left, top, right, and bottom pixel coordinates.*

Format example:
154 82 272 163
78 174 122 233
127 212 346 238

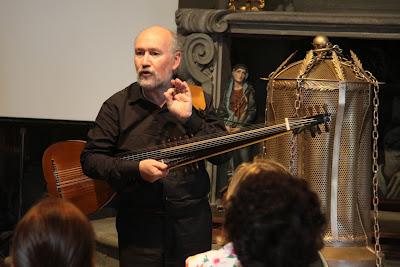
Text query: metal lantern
264 36 380 266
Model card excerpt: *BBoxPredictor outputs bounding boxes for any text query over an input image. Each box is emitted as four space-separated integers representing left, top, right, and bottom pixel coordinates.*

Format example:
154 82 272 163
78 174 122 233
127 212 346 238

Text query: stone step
91 216 119 267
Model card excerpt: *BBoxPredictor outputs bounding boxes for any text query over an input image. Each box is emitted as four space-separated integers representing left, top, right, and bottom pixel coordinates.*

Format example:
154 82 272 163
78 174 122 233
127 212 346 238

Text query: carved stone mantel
177 9 400 38
175 8 400 96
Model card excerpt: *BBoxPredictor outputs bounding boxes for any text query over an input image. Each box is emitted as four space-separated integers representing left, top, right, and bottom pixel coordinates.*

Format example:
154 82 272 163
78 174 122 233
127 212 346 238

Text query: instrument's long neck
120 114 330 169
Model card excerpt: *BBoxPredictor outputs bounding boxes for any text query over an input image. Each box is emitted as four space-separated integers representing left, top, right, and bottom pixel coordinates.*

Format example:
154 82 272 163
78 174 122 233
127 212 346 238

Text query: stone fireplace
175 7 400 265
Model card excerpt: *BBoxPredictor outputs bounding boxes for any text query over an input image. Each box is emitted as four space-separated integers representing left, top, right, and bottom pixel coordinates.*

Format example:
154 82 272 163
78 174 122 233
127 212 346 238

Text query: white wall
0 0 178 121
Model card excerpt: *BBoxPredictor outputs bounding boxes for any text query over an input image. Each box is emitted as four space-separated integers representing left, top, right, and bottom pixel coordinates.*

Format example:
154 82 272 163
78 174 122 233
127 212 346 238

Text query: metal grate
265 45 374 247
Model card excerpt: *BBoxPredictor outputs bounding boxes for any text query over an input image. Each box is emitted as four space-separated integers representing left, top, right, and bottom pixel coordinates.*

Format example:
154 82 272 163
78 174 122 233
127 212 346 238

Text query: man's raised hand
164 78 192 122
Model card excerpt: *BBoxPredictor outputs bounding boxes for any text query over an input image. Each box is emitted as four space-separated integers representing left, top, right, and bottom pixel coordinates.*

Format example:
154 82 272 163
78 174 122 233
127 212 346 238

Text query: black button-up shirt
81 82 227 212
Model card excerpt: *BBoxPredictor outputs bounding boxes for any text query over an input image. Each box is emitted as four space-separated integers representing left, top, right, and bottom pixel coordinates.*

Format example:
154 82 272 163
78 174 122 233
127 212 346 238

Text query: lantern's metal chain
370 72 383 267
351 62 365 80
344 57 365 81
290 55 315 174
294 79 303 118
351 58 383 266
348 60 383 266
289 79 304 173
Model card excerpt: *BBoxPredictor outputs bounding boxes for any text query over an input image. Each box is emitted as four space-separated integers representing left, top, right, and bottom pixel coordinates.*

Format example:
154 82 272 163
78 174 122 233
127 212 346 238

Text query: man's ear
172 50 181 71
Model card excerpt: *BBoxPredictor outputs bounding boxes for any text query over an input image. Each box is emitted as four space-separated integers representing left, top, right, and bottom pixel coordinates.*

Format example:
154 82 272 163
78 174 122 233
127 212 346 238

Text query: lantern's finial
312 35 331 50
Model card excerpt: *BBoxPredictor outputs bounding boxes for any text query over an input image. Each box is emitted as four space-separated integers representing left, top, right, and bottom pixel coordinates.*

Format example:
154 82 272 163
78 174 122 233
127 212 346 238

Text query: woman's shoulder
186 242 240 267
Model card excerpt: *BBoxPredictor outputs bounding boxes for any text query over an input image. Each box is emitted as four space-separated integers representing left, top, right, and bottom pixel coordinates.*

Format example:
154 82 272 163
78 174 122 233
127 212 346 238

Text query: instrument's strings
57 166 81 174
123 117 318 161
121 121 265 157
59 176 92 186
56 166 92 187
122 124 283 160
169 117 318 155
54 165 107 192
62 186 95 196
148 123 286 158
124 120 308 160
121 117 316 160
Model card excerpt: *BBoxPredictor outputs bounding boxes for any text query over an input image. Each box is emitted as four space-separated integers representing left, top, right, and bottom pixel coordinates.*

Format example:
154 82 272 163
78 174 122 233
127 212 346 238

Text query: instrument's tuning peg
324 121 330 132
314 104 322 114
309 126 316 138
170 137 178 145
318 104 330 132
188 163 197 172
322 104 328 114
300 106 307 117
307 106 314 116
316 125 322 135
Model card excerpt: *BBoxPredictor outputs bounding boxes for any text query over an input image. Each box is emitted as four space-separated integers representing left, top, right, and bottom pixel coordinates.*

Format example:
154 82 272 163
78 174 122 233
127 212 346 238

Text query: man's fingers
154 160 168 170
164 88 175 101
171 79 188 93
171 78 182 87
139 159 169 183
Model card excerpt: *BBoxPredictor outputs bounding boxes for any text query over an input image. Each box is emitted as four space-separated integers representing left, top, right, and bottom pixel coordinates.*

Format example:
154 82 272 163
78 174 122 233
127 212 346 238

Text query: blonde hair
225 158 290 200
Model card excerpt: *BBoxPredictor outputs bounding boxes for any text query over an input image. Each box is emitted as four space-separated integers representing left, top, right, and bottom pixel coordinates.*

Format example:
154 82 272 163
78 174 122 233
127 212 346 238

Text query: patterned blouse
186 242 329 267
185 242 240 267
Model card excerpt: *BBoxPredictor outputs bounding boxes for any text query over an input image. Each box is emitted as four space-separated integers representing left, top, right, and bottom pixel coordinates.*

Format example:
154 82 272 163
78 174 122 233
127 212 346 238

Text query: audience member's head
224 159 326 267
11 198 95 267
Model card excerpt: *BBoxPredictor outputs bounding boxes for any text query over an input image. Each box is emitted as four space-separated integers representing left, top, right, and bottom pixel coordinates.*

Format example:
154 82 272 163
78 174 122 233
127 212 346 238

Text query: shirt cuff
117 159 140 184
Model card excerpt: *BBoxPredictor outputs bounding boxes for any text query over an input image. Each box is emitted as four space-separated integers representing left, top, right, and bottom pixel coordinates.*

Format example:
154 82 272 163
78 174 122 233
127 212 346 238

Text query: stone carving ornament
179 33 216 94
176 8 232 35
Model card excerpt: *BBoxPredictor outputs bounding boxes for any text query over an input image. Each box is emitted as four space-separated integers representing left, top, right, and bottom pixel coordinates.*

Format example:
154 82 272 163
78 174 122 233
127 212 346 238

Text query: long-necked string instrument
42 112 330 215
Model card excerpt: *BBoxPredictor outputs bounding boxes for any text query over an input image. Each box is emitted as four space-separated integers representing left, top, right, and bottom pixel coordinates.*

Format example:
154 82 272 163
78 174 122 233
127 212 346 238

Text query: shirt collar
127 82 167 110
127 82 146 104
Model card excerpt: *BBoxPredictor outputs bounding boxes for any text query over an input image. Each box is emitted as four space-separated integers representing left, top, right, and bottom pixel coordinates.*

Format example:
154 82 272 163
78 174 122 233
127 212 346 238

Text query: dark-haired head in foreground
224 159 326 267
11 198 95 267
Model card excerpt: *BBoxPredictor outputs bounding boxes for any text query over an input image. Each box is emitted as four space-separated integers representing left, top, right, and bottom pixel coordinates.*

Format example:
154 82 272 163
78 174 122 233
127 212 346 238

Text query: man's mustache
138 69 155 76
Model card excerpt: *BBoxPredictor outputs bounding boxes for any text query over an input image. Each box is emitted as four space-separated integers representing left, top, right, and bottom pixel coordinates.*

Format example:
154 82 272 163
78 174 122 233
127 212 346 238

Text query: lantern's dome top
266 36 379 85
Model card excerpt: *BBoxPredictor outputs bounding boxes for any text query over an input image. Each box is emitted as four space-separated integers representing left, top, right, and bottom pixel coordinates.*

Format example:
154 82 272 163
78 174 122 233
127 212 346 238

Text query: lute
42 113 330 215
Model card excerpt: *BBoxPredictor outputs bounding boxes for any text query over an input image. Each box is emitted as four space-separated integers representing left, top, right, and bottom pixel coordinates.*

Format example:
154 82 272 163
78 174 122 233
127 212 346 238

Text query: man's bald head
135 25 179 54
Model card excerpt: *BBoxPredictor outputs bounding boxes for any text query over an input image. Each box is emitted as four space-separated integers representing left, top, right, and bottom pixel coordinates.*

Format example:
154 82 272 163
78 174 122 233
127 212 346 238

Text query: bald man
81 26 228 267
